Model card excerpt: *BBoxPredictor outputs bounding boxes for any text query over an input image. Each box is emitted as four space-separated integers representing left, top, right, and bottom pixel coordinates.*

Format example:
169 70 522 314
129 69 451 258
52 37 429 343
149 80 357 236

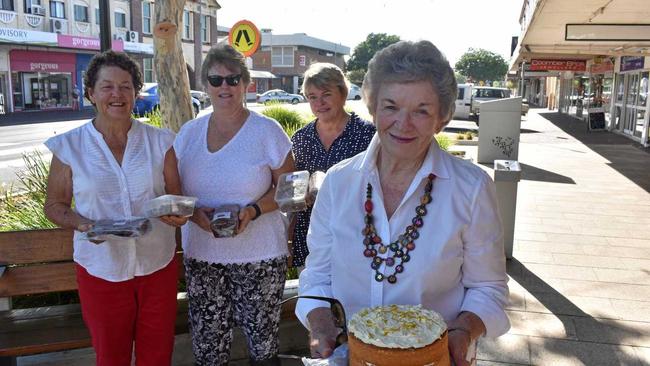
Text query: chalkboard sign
587 107 606 131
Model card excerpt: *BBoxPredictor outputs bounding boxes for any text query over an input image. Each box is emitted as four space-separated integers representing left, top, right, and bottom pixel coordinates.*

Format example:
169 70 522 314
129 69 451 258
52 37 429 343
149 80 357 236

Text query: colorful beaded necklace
362 173 436 283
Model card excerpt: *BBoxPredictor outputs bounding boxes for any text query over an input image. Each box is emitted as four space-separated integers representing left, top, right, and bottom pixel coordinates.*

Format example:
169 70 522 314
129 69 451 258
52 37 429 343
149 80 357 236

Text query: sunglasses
281 295 348 347
207 74 242 87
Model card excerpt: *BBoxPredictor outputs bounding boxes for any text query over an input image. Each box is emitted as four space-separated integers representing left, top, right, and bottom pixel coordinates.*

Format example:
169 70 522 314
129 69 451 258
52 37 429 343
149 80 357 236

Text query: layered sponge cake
348 304 450 366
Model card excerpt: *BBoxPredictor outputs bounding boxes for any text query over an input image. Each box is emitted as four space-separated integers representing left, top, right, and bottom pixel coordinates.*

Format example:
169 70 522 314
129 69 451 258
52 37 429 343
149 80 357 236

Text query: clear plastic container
143 194 198 217
210 204 240 238
86 218 151 241
275 170 310 213
306 171 326 206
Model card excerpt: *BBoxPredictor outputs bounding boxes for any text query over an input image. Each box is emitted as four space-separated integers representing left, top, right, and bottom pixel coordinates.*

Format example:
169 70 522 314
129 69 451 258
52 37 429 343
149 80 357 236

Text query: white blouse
45 120 176 282
173 111 292 264
296 135 510 338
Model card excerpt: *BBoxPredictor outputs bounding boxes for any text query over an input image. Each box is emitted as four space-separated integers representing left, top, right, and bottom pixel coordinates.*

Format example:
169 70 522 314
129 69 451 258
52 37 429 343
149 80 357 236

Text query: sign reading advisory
530 59 586 71
229 20 261 57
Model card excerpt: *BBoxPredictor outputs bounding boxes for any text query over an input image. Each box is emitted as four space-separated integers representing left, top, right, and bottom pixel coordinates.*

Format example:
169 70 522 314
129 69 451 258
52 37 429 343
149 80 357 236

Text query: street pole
99 0 112 51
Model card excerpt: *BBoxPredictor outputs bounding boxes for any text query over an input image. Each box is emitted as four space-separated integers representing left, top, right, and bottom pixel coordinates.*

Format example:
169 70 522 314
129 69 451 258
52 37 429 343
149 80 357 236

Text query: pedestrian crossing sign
228 20 261 57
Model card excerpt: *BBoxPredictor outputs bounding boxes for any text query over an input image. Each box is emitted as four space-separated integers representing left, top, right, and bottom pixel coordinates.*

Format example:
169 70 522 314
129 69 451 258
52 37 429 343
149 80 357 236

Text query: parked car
347 84 362 100
453 83 473 119
256 89 305 104
470 86 528 117
134 83 201 116
191 90 210 108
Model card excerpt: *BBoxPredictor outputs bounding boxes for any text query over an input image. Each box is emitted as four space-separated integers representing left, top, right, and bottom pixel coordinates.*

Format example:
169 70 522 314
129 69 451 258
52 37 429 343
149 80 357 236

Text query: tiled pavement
17 109 650 365
473 109 650 366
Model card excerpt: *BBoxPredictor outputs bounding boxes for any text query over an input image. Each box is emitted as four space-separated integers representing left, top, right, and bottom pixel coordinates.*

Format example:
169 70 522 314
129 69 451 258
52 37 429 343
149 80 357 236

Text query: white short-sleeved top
174 110 292 264
44 120 176 282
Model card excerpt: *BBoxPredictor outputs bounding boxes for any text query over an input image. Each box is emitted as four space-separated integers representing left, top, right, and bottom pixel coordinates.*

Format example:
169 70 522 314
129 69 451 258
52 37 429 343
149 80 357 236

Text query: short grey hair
301 62 349 99
201 44 251 89
362 40 457 123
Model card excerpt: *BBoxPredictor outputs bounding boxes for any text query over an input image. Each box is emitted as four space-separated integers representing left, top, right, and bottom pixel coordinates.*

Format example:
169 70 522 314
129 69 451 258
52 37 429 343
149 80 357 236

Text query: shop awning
250 70 277 79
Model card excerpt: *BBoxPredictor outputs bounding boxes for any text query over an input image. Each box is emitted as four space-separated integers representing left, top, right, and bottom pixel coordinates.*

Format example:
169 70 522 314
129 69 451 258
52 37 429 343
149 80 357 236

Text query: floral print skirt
184 256 288 365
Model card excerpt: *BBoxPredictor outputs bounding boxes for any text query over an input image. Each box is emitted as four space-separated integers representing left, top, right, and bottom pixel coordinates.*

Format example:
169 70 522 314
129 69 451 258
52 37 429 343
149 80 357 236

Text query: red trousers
76 257 178 366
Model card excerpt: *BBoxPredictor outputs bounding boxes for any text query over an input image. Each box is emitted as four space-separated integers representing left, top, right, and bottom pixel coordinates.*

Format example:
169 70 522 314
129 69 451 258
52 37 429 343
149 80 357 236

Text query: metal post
99 0 112 51
520 61 526 97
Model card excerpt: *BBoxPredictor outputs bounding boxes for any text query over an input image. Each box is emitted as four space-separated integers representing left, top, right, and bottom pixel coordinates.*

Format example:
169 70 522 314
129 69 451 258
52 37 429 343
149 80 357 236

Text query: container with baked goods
306 171 326 206
86 218 151 241
143 194 198 218
275 170 310 213
210 204 240 238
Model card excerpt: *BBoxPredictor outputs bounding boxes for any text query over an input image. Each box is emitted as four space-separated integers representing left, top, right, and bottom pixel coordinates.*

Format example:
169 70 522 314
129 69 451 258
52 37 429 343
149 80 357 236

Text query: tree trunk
153 0 193 132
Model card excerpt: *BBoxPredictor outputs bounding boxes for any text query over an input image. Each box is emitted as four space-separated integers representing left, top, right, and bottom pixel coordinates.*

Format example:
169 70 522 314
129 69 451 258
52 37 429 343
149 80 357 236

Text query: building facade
0 0 220 113
250 32 350 95
510 0 650 147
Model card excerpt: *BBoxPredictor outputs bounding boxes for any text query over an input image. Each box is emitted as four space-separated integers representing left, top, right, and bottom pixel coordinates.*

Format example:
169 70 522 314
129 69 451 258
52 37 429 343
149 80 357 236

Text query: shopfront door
621 72 648 139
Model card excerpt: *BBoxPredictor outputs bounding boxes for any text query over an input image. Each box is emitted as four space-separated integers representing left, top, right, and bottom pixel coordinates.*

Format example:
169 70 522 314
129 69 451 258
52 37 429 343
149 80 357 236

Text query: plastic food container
143 195 198 217
306 171 326 206
275 170 310 213
86 218 151 241
210 204 240 238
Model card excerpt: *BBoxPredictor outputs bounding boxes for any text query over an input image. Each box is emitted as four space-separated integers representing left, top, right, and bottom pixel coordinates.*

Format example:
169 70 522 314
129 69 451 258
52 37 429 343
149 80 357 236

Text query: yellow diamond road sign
229 20 261 57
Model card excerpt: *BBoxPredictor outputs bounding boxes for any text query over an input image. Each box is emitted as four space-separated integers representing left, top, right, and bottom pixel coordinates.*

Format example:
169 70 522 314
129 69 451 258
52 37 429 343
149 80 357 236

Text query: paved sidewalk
474 109 650 365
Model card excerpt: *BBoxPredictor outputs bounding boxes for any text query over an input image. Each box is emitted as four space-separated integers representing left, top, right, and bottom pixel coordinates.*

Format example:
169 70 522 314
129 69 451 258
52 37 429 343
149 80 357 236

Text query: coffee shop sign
30 62 59 71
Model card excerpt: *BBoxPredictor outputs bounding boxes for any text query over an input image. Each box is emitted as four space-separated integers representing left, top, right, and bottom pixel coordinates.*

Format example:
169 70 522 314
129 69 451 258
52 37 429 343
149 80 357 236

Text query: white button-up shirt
296 135 510 338
45 120 176 282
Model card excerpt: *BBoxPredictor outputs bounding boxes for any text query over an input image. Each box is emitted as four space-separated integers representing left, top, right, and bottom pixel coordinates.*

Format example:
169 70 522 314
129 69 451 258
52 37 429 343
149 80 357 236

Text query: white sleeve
460 172 510 338
264 118 292 170
295 170 335 328
44 134 71 166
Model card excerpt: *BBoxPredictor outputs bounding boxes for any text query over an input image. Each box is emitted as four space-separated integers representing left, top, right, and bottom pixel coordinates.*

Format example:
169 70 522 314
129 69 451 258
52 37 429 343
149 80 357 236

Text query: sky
217 0 523 66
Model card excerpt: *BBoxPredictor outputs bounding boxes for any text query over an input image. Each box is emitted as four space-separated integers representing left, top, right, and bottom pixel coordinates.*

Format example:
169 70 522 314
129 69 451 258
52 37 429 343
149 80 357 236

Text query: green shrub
435 134 454 151
261 106 307 137
143 109 163 128
0 151 56 231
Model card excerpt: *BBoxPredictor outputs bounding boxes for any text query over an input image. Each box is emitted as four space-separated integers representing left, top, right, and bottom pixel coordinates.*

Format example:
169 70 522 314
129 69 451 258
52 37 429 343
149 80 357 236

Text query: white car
256 89 305 104
347 84 362 100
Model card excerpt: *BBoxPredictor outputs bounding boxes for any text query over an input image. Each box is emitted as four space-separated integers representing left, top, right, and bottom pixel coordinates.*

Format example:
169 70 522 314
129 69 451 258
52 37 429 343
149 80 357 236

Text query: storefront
611 56 649 145
10 50 76 111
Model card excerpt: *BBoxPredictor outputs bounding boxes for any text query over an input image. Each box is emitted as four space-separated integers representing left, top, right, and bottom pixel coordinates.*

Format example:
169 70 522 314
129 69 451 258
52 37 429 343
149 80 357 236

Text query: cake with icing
348 304 450 366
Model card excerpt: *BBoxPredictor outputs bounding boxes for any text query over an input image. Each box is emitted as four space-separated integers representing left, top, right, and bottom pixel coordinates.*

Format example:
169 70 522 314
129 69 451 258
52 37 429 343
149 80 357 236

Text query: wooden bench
0 228 304 365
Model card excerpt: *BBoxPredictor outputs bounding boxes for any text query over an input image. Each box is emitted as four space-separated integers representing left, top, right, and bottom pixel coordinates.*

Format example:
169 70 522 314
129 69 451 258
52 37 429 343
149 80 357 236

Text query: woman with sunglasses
173 44 295 365
296 41 510 366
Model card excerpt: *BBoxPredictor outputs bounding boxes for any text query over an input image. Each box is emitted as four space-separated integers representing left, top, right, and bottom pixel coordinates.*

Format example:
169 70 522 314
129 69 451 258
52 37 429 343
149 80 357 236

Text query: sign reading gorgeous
530 59 586 71
30 62 59 71
58 35 100 50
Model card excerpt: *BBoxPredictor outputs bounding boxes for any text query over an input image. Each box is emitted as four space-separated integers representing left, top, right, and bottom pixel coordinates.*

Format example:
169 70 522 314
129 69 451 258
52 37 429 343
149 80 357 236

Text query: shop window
1 0 14 11
49 0 65 19
74 4 88 22
143 58 155 83
94 7 99 24
182 10 192 39
200 14 209 43
114 10 126 28
272 46 293 67
142 1 152 34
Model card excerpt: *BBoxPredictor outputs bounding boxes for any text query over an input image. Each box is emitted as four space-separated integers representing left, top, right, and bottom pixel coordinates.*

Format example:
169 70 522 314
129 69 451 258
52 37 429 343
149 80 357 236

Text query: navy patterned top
291 112 376 266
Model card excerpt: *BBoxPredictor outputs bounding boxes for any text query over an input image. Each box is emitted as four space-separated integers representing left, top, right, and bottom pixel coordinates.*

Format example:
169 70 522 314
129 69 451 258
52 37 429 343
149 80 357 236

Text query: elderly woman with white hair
290 62 375 269
296 41 510 365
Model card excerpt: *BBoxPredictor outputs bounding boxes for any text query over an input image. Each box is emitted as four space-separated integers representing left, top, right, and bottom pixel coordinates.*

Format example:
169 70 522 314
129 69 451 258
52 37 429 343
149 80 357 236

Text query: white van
453 83 473 119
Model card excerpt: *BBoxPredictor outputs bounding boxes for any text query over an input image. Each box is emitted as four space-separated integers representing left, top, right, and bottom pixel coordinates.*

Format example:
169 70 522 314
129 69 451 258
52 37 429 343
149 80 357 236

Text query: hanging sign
228 20 261 57
530 59 586 71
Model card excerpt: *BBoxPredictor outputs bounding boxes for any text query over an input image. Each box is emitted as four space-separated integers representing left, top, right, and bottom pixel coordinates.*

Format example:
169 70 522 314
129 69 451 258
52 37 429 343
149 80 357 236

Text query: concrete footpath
16 109 650 365
474 109 650 365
